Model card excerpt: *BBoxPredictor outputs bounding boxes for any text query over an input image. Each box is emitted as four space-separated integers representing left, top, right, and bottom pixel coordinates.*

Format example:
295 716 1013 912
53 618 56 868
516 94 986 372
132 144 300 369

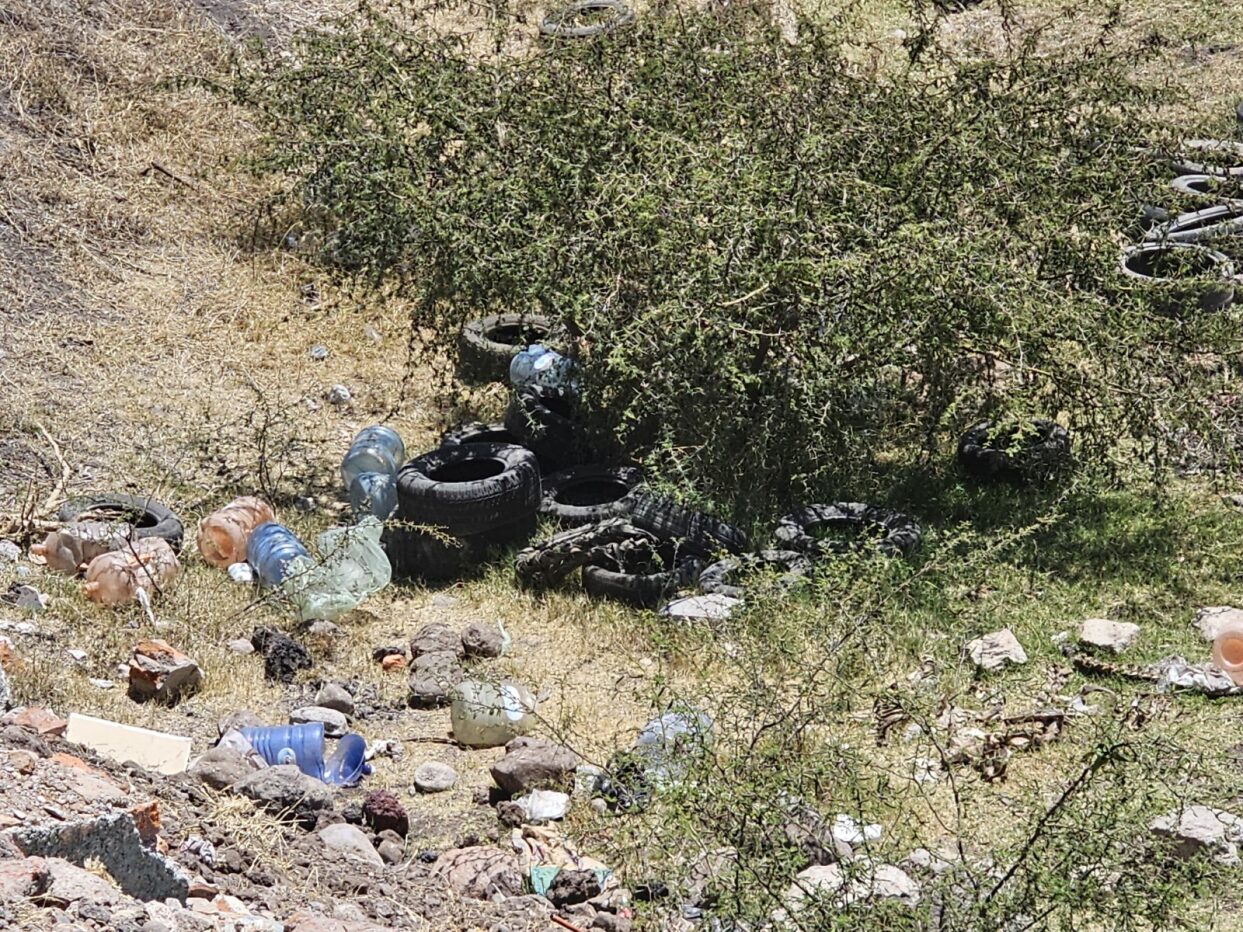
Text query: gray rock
434 847 523 900
307 620 344 639
188 747 259 791
659 594 741 620
225 638 255 654
429 595 458 608
1150 805 1243 864
410 623 466 660
490 738 578 795
308 344 329 361
414 762 457 794
232 766 334 826
966 628 1027 672
317 823 384 868
314 683 355 717
2 585 47 612
327 384 351 406
47 857 125 906
514 790 569 821
0 540 19 562
0 664 9 712
289 707 348 738
1194 606 1243 642
6 812 190 903
784 863 920 910
547 869 601 906
461 623 505 659
218 710 264 736
408 651 464 708
377 839 405 865
1077 618 1140 654
780 797 851 866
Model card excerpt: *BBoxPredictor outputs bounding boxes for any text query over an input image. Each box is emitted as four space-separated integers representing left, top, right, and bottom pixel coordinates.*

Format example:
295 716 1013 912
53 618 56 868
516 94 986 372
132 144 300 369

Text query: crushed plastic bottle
237 722 371 786
82 538 181 605
450 679 537 748
340 426 405 488
247 522 311 588
32 521 133 574
281 516 392 621
347 471 397 521
196 497 275 568
509 344 574 392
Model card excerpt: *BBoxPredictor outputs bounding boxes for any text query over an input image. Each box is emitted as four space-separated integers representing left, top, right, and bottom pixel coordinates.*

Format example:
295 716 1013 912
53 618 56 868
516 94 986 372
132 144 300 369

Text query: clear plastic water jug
347 472 397 520
340 425 405 487
450 679 537 748
282 516 391 621
509 344 574 392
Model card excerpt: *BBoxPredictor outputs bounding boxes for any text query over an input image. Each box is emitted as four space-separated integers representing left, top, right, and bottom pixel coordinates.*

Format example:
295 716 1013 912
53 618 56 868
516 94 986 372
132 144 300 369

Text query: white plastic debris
831 814 882 847
228 562 255 585
659 593 742 620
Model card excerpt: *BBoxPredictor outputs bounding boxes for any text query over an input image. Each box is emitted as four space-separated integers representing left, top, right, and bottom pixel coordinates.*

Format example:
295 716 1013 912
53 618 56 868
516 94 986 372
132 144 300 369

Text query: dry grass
2 0 1243 927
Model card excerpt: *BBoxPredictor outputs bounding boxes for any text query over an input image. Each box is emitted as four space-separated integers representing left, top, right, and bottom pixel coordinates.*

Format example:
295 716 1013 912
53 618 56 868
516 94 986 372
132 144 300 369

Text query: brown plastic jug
82 538 181 605
31 521 132 574
196 497 275 568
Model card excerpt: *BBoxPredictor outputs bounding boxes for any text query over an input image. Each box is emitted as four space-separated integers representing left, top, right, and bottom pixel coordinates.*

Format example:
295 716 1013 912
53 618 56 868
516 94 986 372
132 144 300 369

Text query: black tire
441 422 523 448
395 443 541 538
58 494 184 551
698 550 813 599
582 542 703 608
1119 243 1235 316
626 492 749 556
540 0 635 38
1143 203 1243 245
504 385 588 472
956 419 1072 484
541 466 643 525
383 525 473 581
458 314 556 384
1171 139 1243 178
774 503 921 558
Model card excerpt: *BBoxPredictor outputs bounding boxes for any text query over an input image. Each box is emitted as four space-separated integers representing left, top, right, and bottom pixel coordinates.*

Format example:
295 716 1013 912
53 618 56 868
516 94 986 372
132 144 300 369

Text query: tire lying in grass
1169 174 1238 201
698 550 813 599
504 385 589 472
626 491 750 556
582 541 703 608
540 0 635 38
395 443 541 538
1143 203 1243 245
541 465 643 526
1171 139 1243 178
440 421 523 448
956 419 1072 485
58 494 184 551
774 503 921 559
458 314 556 384
1119 243 1235 317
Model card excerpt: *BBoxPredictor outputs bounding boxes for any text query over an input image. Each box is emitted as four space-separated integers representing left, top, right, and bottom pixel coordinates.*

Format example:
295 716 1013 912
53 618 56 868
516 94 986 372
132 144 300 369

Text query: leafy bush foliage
237 0 1236 514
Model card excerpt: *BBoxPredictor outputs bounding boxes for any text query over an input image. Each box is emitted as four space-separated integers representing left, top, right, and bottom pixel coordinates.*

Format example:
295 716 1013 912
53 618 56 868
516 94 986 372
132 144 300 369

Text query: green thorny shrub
236 0 1241 517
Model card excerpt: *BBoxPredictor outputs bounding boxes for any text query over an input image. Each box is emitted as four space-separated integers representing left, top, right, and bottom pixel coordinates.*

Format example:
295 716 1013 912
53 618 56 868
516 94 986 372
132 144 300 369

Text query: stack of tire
385 443 541 581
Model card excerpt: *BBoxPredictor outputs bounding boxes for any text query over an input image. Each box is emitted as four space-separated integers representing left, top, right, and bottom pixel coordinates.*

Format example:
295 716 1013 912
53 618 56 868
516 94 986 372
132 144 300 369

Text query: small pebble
226 638 255 655
65 649 87 663
88 678 115 690
327 384 351 406
363 325 382 344
0 540 20 562
308 344 329 361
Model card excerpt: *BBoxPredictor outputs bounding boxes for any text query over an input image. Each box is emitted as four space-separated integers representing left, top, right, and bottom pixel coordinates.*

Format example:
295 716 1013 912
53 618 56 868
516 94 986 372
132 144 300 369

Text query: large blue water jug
340 425 406 488
239 723 371 786
246 522 311 588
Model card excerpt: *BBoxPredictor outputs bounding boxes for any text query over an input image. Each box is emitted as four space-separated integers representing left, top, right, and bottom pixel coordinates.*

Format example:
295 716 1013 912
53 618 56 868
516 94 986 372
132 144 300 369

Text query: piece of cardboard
65 713 192 775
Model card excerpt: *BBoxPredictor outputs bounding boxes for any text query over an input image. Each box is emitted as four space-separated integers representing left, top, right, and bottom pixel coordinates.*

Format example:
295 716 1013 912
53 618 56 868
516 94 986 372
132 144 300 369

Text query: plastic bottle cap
1221 635 1243 668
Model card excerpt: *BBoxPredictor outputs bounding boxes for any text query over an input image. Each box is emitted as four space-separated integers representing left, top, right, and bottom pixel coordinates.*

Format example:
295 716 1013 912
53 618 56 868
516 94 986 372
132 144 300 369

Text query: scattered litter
831 814 882 847
65 648 87 663
228 562 255 584
32 522 132 574
65 712 193 775
659 593 742 620
308 344 329 361
1158 657 1243 696
83 538 180 605
515 789 570 822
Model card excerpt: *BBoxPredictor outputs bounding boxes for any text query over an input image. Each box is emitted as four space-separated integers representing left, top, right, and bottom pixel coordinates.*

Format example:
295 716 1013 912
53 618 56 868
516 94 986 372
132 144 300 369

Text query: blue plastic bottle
340 425 406 488
246 522 312 588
